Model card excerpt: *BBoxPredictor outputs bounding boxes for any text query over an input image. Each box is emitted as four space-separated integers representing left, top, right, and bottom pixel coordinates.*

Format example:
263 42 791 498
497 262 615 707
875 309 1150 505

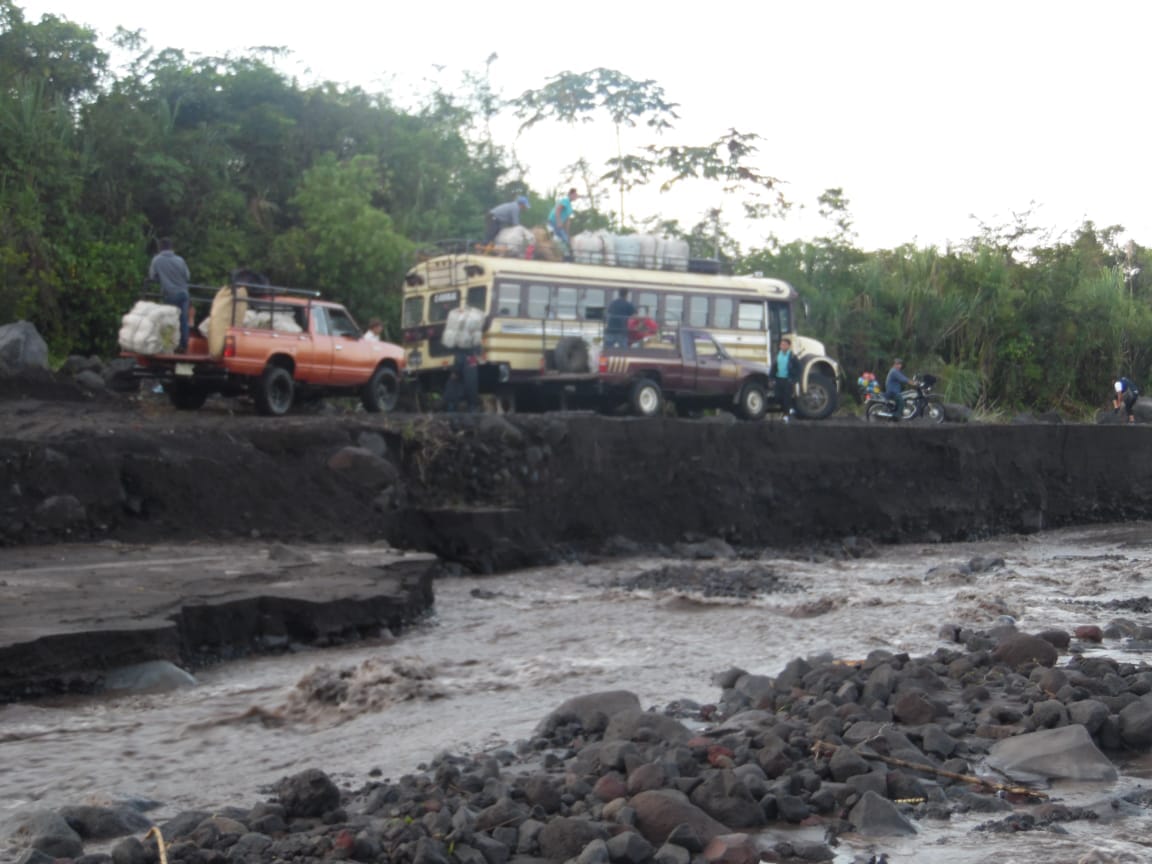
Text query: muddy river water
5 523 1152 863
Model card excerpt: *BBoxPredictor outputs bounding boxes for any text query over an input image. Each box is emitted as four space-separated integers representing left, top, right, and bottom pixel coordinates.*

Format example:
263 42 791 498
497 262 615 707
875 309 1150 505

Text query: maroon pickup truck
596 327 773 419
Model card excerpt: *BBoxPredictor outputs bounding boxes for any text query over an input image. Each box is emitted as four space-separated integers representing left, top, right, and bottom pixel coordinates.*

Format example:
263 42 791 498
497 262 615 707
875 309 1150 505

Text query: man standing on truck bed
148 238 191 353
604 289 636 348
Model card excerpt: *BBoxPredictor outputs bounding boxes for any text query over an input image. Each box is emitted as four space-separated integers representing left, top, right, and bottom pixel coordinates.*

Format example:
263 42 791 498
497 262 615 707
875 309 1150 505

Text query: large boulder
985 725 1117 781
537 690 642 736
630 789 730 847
0 321 49 371
847 790 917 837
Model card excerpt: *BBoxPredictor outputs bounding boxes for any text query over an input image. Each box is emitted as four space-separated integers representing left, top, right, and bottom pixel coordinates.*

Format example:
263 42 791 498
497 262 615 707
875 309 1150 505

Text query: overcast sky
15 0 1151 252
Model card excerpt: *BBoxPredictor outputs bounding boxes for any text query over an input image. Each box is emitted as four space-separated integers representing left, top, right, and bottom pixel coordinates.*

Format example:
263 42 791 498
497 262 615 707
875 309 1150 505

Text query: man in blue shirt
148 238 191 353
885 358 911 420
547 188 579 259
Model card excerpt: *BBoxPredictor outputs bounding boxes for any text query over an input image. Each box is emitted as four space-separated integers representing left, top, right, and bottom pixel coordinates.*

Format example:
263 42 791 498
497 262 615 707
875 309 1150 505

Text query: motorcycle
865 374 944 423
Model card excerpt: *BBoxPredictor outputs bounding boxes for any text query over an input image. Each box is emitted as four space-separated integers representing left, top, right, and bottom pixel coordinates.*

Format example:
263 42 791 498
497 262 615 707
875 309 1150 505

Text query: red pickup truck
124 285 406 416
595 326 773 419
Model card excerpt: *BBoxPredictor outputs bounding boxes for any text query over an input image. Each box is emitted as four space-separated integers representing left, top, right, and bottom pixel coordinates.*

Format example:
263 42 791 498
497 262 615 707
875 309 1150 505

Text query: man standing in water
148 238 191 353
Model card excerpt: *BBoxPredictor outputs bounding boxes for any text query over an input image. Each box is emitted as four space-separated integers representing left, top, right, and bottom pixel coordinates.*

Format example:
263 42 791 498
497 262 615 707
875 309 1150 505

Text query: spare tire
554 336 590 373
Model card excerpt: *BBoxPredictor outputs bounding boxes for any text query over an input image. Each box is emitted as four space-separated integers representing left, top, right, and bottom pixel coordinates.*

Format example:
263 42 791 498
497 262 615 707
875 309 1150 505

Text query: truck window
737 300 764 330
494 282 521 317
312 306 331 335
467 286 487 311
687 296 708 327
713 298 734 329
430 290 460 323
770 301 792 335
527 283 551 319
326 307 361 338
693 334 721 360
402 296 424 327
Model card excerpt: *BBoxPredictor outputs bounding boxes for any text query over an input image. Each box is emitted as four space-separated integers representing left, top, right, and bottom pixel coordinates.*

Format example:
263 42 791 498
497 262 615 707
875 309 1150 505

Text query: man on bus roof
484 195 530 245
547 188 579 260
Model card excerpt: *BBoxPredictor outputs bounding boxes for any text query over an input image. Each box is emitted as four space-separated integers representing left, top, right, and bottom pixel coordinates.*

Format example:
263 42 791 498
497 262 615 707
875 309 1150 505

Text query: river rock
992 634 1059 669
847 790 917 836
986 725 1117 781
603 708 691 745
12 811 84 859
538 690 642 735
0 321 49 370
58 804 152 840
537 816 609 861
701 832 758 864
327 447 400 488
630 789 730 847
275 768 341 818
688 770 765 829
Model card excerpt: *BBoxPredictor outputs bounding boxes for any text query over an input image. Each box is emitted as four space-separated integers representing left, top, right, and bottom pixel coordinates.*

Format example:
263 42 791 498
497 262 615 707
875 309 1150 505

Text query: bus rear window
662 294 685 325
429 290 460 323
402 296 424 327
635 291 658 318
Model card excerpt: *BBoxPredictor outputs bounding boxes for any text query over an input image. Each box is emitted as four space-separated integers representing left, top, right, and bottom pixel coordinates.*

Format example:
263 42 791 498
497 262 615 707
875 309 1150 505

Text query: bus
400 249 841 418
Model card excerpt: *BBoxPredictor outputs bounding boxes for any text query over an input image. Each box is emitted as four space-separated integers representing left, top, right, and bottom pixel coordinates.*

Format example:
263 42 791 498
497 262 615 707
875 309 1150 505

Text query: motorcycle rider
885 358 911 421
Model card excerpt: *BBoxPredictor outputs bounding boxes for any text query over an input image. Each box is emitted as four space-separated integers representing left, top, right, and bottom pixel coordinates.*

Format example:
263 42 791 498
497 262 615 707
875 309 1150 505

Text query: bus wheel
554 336 590 373
796 373 838 420
630 379 664 417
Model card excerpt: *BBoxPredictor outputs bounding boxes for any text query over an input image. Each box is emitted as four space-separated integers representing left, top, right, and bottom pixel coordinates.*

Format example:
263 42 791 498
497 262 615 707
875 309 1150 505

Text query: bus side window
556 286 578 319
687 295 708 327
527 283 552 319
713 297 734 329
579 287 606 319
662 294 685 326
467 286 487 311
495 282 522 317
737 301 763 330
636 291 658 319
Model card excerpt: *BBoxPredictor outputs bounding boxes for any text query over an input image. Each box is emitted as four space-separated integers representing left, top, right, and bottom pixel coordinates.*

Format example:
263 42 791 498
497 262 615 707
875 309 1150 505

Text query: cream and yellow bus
400 250 841 417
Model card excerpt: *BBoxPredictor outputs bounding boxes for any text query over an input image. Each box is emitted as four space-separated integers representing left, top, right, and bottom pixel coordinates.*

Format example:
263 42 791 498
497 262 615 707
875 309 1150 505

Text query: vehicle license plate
408 351 423 369
175 363 194 377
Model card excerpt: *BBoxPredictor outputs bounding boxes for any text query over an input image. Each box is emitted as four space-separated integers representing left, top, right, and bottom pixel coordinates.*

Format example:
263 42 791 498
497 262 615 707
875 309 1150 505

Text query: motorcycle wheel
925 401 945 423
865 401 890 422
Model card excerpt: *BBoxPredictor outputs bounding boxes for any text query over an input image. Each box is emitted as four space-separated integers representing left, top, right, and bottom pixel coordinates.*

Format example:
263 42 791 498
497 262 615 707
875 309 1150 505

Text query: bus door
734 299 771 365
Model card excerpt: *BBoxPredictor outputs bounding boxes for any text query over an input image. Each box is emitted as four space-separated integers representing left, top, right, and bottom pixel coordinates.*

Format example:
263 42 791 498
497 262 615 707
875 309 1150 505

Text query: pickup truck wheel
795 372 839 420
361 366 399 413
167 382 208 411
630 378 664 417
254 365 294 416
554 336 590 373
737 381 768 421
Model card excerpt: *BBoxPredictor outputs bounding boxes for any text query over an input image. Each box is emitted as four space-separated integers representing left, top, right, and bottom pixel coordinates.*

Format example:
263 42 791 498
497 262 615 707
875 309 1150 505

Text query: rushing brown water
5 524 1152 863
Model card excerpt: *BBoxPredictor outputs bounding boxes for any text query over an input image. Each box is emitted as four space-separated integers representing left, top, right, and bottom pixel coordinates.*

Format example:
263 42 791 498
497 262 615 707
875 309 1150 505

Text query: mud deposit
3 384 1152 571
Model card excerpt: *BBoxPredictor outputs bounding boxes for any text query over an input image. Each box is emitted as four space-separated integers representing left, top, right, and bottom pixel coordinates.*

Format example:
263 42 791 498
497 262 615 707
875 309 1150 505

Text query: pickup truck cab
124 285 406 416
597 326 773 419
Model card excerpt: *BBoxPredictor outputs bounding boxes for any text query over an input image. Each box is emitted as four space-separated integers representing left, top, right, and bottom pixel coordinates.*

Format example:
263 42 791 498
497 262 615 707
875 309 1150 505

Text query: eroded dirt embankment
2 398 1149 570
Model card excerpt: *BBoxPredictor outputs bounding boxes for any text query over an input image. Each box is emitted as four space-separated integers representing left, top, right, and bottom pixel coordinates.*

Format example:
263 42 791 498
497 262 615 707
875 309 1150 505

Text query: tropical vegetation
1 1 1146 415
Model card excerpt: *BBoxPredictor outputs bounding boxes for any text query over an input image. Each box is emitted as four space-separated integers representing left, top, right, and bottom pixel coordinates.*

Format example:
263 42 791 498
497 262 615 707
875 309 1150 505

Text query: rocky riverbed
6 365 1152 863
